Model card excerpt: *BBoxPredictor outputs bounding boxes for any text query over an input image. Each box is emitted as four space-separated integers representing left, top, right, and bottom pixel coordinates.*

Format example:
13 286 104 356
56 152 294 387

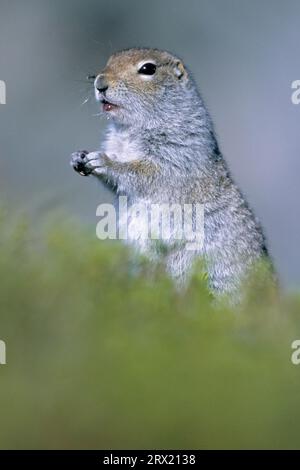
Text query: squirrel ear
174 61 186 80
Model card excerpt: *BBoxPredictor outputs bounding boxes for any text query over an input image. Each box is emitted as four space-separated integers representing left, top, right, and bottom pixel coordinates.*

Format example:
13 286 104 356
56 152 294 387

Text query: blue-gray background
0 0 299 288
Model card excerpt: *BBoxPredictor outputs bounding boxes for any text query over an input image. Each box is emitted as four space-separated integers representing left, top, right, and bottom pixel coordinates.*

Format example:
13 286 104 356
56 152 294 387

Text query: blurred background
0 0 299 289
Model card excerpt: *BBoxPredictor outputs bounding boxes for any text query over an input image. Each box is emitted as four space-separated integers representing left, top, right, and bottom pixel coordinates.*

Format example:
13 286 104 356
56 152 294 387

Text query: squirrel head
93 48 195 127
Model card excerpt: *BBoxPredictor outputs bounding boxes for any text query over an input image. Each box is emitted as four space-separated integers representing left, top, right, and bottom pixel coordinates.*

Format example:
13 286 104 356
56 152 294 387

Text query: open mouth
101 98 119 112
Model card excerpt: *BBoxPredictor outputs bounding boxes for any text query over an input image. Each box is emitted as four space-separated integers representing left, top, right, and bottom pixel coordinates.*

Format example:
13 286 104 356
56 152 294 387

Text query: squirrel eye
138 63 157 75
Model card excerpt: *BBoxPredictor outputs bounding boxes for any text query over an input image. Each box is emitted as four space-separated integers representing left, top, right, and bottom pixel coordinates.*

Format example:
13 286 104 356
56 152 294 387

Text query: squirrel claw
71 150 92 176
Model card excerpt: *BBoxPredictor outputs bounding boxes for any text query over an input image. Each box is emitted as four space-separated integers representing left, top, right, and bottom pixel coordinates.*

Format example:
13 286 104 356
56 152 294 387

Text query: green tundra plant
0 215 299 449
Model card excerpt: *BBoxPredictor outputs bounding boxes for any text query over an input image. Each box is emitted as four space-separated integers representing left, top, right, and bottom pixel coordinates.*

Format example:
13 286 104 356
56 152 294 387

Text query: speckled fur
71 48 270 295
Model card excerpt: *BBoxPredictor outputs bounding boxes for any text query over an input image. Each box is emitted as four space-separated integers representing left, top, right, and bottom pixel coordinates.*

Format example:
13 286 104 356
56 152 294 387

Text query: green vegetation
0 215 299 449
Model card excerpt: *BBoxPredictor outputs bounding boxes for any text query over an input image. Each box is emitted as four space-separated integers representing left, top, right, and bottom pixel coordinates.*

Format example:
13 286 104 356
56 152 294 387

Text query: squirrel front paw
70 151 106 176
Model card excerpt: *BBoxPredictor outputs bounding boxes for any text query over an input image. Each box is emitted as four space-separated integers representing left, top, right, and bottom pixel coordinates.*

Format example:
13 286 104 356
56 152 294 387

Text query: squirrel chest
103 128 143 163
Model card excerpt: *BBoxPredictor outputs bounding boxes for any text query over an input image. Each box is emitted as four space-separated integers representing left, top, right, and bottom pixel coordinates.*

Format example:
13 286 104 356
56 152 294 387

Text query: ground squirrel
71 48 271 295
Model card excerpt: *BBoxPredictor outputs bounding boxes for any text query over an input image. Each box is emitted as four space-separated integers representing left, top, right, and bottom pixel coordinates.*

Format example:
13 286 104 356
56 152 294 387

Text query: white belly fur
102 127 142 163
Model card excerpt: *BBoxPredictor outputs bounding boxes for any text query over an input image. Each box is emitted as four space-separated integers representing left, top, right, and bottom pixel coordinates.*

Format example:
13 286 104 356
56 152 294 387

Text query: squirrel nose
97 85 108 93
95 75 108 94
